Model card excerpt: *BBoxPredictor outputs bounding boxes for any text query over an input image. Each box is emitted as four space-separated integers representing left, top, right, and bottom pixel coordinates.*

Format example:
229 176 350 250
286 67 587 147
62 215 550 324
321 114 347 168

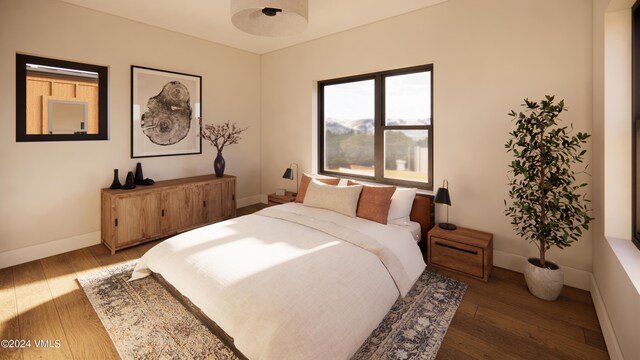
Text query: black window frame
318 64 434 190
632 1 640 250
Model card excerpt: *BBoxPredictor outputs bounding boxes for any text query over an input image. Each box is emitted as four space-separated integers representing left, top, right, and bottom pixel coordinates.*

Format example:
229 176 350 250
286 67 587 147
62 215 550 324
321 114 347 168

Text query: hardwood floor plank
67 248 106 277
474 306 609 360
450 310 569 360
455 298 477 317
483 271 601 330
41 252 119 360
0 267 22 360
584 327 608 352
461 288 586 342
88 244 134 269
491 267 593 304
236 203 267 217
435 342 477 360
442 327 529 360
13 261 72 360
431 267 587 342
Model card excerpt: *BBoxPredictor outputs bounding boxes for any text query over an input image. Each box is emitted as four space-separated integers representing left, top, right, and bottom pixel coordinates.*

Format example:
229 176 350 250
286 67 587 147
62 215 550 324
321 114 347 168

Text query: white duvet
131 203 426 360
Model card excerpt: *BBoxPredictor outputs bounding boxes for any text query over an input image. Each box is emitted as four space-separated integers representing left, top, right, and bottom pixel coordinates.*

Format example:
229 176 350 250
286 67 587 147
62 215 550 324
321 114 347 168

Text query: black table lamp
435 179 457 230
282 163 298 196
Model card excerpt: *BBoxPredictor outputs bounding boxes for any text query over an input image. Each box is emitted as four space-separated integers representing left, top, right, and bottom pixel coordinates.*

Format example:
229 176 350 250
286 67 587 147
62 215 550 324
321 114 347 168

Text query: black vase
214 152 225 177
134 163 144 185
123 171 136 190
109 169 122 189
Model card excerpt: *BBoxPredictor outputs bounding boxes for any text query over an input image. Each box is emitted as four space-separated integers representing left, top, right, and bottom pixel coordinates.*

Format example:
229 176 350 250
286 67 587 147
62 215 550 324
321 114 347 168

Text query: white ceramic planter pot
524 258 564 301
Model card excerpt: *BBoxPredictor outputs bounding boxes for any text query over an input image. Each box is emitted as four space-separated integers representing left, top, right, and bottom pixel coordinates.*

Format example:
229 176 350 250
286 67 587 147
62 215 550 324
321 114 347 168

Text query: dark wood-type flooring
0 203 609 359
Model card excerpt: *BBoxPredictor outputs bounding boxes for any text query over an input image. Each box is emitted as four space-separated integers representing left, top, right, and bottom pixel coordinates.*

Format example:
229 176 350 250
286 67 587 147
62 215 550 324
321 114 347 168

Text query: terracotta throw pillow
356 184 397 224
295 174 341 203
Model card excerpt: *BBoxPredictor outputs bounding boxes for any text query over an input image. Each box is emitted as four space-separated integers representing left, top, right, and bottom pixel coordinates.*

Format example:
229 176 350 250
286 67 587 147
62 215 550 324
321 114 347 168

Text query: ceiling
58 0 448 54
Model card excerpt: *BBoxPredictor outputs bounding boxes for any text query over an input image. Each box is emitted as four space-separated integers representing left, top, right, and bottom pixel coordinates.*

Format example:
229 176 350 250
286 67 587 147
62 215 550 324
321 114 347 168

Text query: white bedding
131 203 426 360
408 221 422 242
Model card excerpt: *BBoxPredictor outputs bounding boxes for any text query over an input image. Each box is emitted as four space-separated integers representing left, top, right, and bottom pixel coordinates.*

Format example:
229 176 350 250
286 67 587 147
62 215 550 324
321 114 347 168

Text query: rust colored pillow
356 185 397 224
295 174 340 203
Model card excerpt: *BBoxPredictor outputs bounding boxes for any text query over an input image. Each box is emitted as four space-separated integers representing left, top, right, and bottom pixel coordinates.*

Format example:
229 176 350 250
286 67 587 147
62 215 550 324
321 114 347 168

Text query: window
318 65 433 189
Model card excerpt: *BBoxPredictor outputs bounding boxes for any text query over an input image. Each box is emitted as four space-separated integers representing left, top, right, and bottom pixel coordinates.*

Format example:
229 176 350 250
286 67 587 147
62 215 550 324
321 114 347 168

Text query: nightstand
268 191 296 206
427 226 493 281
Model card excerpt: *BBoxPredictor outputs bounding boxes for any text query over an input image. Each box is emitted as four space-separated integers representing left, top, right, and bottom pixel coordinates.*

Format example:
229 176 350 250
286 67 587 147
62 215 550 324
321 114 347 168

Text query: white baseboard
590 274 624 360
0 231 101 269
493 250 592 290
237 195 266 208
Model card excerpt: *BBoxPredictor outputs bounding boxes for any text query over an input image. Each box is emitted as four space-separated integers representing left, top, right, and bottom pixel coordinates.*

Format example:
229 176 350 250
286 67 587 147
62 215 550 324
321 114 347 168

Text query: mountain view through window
320 65 433 188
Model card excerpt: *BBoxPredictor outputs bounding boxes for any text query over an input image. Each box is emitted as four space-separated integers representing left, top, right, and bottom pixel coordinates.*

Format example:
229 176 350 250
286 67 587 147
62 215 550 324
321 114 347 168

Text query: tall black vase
134 162 144 185
109 169 122 189
214 152 225 177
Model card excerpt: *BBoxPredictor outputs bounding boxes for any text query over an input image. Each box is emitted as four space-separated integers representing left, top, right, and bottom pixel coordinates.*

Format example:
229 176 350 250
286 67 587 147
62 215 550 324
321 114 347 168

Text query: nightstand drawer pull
434 241 478 255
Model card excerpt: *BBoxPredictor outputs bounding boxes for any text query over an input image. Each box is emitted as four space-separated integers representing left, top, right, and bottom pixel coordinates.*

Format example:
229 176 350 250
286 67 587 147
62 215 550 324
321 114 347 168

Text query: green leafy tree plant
505 96 593 269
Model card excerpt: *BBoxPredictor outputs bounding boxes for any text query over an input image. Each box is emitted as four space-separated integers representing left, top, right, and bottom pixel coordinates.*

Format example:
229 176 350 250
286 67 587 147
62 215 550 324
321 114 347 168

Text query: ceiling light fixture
231 0 308 37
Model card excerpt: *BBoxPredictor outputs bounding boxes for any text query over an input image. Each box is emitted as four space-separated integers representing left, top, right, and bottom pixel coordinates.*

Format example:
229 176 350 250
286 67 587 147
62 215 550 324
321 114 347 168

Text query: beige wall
261 0 594 276
0 0 261 258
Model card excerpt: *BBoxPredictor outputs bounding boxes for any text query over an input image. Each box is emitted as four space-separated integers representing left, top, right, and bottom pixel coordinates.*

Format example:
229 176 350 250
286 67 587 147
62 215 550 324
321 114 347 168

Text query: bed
131 180 433 360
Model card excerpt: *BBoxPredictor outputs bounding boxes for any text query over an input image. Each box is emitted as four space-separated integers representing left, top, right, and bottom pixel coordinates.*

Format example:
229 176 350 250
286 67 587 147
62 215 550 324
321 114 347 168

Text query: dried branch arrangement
200 118 248 153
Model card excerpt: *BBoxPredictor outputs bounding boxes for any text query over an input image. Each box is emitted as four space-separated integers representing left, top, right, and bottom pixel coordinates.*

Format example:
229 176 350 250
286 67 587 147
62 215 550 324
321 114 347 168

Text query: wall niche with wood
16 54 108 141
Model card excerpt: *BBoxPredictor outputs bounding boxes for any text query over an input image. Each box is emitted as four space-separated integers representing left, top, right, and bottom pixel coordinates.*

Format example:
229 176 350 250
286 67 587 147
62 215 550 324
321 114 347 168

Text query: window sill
605 236 640 295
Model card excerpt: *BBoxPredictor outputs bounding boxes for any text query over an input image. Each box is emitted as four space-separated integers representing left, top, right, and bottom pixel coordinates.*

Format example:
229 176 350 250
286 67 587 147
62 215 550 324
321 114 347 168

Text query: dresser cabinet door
202 182 224 222
223 178 236 218
114 193 162 247
161 186 199 233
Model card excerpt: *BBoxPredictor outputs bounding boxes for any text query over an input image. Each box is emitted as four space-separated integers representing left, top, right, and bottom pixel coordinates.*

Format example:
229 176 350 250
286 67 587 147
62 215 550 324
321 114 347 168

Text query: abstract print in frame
131 66 202 158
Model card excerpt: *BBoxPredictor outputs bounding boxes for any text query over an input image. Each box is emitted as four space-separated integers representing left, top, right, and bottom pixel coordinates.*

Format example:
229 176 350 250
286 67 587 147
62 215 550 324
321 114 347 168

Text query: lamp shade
434 187 451 206
231 0 308 37
282 167 293 180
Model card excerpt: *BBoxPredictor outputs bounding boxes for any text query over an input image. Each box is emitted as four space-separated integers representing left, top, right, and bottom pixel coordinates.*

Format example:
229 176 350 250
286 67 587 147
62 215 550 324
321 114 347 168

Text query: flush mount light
231 0 308 37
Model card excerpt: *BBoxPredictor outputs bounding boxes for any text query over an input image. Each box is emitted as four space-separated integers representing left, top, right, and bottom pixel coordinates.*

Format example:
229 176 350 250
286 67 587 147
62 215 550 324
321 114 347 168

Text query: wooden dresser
101 174 236 254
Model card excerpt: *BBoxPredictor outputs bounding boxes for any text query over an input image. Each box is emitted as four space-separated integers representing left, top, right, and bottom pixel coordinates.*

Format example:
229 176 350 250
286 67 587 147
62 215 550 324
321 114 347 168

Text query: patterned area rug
78 261 466 360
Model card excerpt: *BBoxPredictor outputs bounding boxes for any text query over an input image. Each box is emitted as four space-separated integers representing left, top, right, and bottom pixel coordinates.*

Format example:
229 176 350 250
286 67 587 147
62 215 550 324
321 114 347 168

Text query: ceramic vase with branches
200 119 248 177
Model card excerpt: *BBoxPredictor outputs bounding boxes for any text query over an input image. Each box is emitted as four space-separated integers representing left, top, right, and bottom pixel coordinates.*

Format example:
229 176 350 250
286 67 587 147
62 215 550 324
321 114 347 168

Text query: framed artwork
131 66 202 158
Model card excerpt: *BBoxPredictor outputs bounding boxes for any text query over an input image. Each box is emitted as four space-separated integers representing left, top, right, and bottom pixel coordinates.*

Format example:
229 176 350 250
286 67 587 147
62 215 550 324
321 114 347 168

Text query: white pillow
303 178 363 217
387 188 417 225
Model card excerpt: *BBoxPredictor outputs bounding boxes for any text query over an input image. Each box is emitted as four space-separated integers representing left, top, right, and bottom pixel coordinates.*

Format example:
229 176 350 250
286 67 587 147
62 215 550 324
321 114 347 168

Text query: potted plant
200 119 248 177
504 96 592 301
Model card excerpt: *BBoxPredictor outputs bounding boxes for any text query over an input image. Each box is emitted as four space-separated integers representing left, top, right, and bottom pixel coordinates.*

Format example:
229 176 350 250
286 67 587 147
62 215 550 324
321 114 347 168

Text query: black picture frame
16 53 109 142
131 65 202 158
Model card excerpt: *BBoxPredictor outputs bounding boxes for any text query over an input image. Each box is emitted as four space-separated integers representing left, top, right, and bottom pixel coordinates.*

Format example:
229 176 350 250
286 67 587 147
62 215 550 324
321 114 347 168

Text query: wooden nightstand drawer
430 237 484 278
427 226 493 281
